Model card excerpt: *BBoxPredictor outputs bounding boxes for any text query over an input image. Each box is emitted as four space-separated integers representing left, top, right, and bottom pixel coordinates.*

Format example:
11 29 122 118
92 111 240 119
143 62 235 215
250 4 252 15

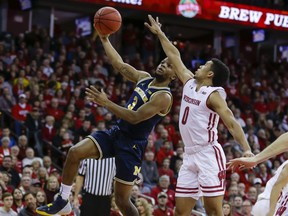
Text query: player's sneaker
36 195 72 215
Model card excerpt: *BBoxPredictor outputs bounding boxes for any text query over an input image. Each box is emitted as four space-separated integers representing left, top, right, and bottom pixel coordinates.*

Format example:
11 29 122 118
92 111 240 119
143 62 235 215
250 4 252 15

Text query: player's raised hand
85 86 108 107
227 156 257 171
144 15 162 35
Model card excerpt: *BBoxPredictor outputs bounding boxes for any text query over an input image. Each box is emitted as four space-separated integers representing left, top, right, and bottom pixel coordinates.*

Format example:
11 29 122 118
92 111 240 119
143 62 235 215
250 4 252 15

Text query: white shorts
251 199 269 216
175 143 226 200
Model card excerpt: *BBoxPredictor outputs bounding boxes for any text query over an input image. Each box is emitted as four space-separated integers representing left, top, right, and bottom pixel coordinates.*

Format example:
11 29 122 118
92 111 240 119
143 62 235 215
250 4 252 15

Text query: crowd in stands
0 20 287 215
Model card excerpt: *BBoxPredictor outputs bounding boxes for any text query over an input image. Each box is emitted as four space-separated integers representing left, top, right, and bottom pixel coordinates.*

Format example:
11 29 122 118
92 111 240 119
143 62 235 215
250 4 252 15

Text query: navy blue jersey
117 77 172 139
88 77 172 185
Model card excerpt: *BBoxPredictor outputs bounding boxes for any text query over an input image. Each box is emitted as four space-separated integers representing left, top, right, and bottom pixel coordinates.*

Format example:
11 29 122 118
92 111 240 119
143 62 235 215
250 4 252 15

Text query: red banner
78 0 288 31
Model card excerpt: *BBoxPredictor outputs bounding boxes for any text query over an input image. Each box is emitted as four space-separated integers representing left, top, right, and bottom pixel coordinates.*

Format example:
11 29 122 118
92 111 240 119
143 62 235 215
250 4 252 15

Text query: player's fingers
144 23 151 29
148 14 156 24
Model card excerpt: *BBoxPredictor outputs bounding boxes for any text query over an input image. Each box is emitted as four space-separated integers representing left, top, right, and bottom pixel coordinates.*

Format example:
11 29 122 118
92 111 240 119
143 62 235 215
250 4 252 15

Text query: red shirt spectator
150 175 175 209
11 94 32 121
156 140 174 166
46 98 64 121
41 116 57 143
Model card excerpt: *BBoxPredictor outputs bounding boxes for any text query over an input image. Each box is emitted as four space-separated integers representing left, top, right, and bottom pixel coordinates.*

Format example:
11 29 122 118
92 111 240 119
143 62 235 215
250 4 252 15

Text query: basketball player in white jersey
145 15 253 216
252 160 288 216
228 132 288 216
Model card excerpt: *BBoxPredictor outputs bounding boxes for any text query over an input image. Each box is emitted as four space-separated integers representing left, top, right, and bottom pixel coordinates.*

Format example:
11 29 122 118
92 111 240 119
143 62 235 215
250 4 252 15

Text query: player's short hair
210 58 230 87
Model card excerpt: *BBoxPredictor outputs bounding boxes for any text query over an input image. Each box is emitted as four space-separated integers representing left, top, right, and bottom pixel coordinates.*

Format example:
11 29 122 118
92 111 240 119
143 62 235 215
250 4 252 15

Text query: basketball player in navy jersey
36 33 177 215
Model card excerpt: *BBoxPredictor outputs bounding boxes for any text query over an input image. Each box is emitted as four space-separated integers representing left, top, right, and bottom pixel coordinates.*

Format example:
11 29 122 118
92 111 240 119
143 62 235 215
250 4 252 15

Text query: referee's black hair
210 58 230 87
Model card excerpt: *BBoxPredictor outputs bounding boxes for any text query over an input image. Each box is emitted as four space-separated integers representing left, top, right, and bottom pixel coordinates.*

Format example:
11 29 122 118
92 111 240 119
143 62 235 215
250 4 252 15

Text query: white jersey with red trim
274 186 288 216
179 79 226 150
252 160 288 216
258 160 288 200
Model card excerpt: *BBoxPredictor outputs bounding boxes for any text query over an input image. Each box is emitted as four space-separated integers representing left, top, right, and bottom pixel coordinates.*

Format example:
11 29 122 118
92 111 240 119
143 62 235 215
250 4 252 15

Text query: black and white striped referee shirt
78 158 116 196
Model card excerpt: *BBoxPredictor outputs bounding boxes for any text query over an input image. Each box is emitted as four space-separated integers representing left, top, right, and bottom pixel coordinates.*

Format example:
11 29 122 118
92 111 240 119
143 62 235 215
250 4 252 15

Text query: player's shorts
251 199 269 216
87 126 147 185
175 143 226 200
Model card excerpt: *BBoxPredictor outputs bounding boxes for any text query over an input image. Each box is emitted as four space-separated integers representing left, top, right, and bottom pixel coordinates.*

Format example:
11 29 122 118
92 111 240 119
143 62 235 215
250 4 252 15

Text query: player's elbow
111 59 124 69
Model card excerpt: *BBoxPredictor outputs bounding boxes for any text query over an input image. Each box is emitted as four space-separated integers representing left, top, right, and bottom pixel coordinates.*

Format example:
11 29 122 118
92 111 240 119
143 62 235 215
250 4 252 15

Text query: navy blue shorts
87 126 147 185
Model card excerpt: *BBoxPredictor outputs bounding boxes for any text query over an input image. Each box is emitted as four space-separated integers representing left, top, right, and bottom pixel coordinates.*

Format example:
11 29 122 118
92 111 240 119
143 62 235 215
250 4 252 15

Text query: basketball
94 7 122 35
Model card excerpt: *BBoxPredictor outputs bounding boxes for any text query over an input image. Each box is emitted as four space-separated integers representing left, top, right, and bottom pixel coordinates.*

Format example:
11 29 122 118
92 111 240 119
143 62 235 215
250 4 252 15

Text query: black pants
80 192 111 216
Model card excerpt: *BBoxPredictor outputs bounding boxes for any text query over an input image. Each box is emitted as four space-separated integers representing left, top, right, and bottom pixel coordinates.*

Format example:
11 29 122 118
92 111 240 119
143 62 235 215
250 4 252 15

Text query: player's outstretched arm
208 91 252 155
98 34 150 83
267 164 288 216
144 15 193 84
85 86 171 124
228 132 288 170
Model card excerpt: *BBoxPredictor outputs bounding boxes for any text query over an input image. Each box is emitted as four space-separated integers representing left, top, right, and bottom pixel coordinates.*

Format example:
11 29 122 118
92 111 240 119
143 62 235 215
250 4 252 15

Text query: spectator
241 199 252 216
22 166 33 178
154 129 170 152
35 190 47 207
155 140 174 166
150 175 175 209
31 160 42 179
41 115 57 145
226 185 239 202
74 119 92 143
0 137 12 164
253 178 263 195
0 87 16 113
11 93 32 136
223 201 233 216
157 158 175 187
0 155 20 188
135 197 153 216
169 144 184 174
0 192 17 216
0 128 16 148
153 192 174 216
256 162 272 186
246 186 258 204
145 135 156 154
19 175 32 194
22 147 43 168
141 151 159 194
44 175 59 203
232 195 243 216
130 185 141 206
37 167 48 188
17 135 29 161
10 146 22 173
237 182 246 198
24 106 42 147
0 171 14 193
18 192 37 216
11 188 24 213
42 156 54 175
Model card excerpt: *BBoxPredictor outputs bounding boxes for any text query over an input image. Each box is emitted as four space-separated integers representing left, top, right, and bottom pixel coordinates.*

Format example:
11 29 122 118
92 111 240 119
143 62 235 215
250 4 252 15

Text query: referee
74 158 116 216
